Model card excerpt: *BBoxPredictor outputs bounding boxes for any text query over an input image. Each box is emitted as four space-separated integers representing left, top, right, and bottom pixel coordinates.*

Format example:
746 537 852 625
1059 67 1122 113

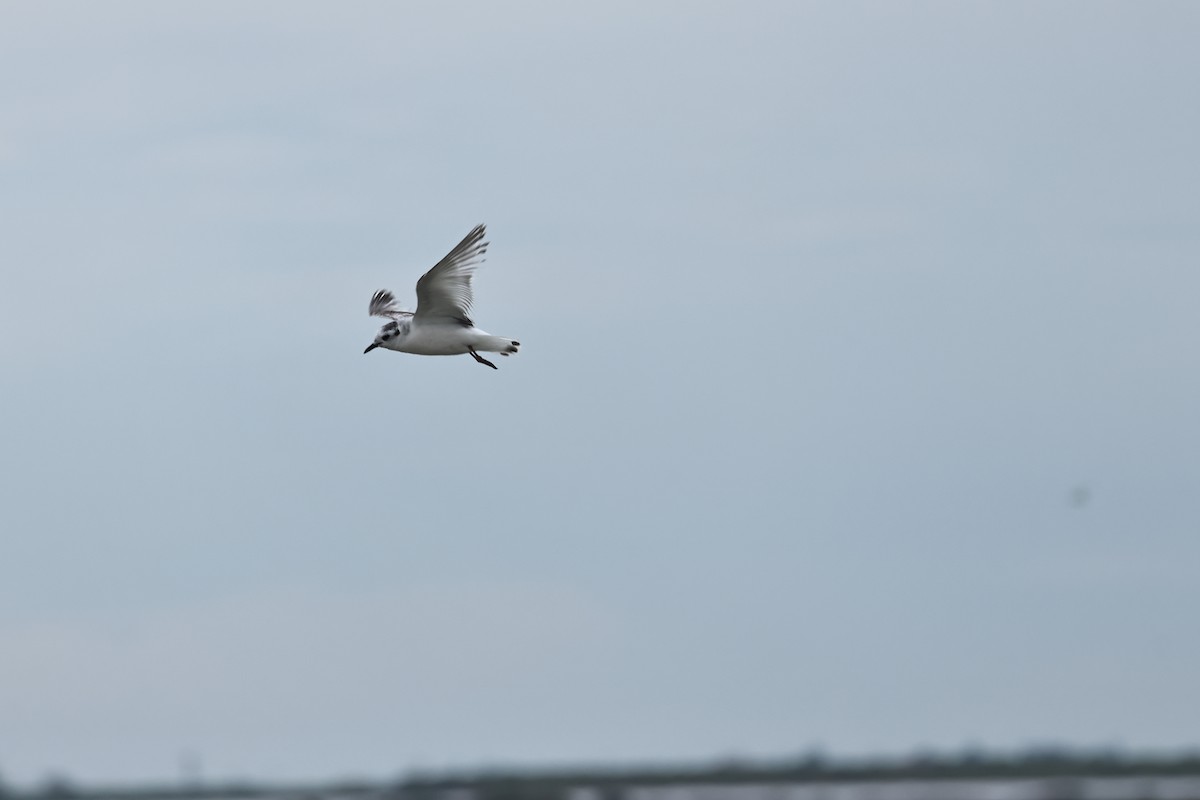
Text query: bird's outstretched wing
413 224 488 326
368 289 413 320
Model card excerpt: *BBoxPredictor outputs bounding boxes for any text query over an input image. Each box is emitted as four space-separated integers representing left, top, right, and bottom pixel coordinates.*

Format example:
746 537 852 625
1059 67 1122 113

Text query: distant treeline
7 748 1200 800
401 748 1200 796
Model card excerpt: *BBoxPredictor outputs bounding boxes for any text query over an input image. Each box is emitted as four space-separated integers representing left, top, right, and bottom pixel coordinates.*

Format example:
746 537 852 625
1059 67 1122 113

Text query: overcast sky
2 0 1199 787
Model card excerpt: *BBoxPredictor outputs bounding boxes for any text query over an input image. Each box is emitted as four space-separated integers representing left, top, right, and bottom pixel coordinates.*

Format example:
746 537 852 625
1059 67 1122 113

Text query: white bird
363 224 520 369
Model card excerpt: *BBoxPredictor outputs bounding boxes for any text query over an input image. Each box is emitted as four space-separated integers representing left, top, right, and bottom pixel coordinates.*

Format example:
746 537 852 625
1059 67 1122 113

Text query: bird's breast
392 323 477 355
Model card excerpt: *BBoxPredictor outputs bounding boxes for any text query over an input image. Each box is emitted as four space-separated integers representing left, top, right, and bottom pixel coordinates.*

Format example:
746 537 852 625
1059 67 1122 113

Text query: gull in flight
363 224 520 369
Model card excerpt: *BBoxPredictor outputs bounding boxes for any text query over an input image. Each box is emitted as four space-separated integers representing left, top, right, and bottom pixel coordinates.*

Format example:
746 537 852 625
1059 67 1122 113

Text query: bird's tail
475 335 521 355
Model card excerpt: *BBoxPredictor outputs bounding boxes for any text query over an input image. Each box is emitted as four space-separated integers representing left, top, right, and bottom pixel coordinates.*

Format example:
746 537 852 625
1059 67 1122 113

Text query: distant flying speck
1069 485 1092 508
364 224 520 369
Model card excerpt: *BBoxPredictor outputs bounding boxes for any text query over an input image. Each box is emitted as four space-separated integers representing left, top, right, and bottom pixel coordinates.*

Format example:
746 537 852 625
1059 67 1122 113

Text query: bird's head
363 319 405 354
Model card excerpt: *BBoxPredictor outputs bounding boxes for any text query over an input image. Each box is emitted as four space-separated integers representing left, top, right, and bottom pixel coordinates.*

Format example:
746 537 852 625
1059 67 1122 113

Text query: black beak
363 343 379 354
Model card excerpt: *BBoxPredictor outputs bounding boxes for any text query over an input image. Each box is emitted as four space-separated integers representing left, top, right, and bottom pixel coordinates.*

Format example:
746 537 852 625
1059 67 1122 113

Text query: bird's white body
364 224 520 369
376 320 515 357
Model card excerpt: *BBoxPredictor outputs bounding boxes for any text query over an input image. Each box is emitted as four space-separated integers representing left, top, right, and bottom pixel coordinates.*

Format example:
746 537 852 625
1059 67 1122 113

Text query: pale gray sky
1 0 1199 787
